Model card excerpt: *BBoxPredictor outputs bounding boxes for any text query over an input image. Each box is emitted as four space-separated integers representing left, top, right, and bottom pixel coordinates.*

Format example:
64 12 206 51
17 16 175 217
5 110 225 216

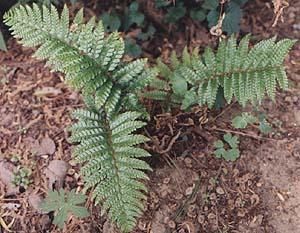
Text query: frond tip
145 35 296 109
69 109 151 232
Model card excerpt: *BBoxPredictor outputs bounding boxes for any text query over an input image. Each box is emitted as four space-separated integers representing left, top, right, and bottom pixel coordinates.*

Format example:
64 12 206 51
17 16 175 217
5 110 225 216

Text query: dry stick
206 127 278 141
158 130 181 154
209 100 237 123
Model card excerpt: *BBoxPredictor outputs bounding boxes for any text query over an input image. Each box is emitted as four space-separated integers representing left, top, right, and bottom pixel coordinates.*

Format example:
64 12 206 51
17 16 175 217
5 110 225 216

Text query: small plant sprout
41 189 89 229
214 133 240 162
232 112 256 129
12 166 32 189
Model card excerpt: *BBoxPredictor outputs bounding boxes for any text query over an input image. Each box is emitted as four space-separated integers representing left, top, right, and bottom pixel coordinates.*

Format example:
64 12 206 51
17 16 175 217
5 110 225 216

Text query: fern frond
70 109 151 232
150 36 296 109
4 4 156 232
4 4 152 113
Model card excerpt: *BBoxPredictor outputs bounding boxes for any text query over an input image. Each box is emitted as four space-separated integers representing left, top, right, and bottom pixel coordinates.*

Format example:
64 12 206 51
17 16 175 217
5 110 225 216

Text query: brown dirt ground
1 1 300 233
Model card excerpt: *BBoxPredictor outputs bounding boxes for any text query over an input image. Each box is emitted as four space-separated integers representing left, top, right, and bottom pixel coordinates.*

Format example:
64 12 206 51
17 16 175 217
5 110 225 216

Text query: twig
209 101 237 123
206 127 278 141
159 130 181 154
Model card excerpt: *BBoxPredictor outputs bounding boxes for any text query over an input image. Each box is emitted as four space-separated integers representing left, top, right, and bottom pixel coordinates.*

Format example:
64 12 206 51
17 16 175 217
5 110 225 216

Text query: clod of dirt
44 160 69 189
28 193 45 214
35 137 56 156
0 156 20 196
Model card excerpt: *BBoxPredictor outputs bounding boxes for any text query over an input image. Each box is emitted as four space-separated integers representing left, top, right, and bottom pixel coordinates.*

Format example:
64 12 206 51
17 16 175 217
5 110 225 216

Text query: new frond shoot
41 189 89 229
5 4 154 232
144 36 296 110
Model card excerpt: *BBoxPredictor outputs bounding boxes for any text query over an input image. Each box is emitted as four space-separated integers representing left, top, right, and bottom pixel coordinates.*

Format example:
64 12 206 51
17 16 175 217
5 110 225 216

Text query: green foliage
125 39 142 58
154 0 248 34
165 1 186 23
69 109 151 231
190 8 206 22
4 3 296 232
99 2 148 57
214 133 240 162
258 114 273 134
4 4 156 114
232 111 274 133
123 2 145 30
232 112 256 129
100 10 121 32
155 0 171 8
137 25 156 41
4 4 158 232
0 30 7 52
207 1 246 35
12 166 32 189
144 35 296 110
41 189 89 229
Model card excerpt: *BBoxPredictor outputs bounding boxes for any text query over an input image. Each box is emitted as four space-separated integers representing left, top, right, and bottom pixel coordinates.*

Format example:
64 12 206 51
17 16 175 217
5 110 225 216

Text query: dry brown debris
272 0 289 26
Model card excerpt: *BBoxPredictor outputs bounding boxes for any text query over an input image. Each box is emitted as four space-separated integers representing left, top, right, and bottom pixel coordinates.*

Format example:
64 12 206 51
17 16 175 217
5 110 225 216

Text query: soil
0 1 300 233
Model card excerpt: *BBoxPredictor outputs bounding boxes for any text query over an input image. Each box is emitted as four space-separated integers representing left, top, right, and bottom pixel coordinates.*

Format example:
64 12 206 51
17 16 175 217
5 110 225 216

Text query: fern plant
4 4 156 232
143 35 296 110
3 3 297 233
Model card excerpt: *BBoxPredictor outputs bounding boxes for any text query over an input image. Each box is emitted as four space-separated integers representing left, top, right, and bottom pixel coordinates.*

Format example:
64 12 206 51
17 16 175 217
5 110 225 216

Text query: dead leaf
34 137 56 156
272 0 289 27
44 160 69 189
0 156 20 196
41 214 52 232
28 193 45 214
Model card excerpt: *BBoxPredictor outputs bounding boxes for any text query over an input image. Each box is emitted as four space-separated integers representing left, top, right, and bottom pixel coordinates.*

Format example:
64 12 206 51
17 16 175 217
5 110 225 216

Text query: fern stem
102 110 120 179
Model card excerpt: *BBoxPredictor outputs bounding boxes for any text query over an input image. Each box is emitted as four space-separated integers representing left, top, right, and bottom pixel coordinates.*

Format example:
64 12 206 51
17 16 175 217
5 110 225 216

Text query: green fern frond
4 4 156 232
4 4 151 113
140 90 169 101
151 35 296 109
69 109 151 232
